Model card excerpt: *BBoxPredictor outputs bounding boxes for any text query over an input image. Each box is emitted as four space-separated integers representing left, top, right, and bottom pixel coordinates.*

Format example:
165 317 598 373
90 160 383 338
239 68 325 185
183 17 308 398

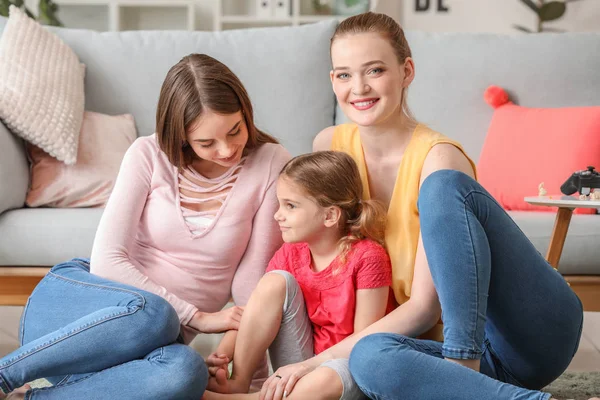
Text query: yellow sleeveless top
331 123 477 341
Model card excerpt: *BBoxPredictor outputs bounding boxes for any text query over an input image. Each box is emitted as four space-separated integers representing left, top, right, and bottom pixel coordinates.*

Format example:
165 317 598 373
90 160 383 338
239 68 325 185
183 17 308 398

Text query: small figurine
579 194 589 201
591 191 600 201
538 182 547 197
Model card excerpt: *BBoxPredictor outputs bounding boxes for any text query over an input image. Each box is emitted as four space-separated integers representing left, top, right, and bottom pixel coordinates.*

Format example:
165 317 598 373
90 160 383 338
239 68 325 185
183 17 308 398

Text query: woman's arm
353 287 389 332
308 144 475 363
312 126 335 152
90 138 198 325
230 146 290 306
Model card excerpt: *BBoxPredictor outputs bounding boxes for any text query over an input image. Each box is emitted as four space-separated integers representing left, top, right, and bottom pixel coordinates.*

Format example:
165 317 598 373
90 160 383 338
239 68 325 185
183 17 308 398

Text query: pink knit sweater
90 134 290 331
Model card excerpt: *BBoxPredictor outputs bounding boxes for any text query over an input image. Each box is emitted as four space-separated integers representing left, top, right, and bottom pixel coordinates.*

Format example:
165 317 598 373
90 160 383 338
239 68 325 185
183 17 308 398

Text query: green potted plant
0 0 63 26
514 0 584 33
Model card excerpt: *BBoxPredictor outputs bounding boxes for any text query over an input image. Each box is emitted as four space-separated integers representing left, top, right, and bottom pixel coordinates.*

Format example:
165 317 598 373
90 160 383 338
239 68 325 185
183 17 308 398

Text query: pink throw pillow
477 86 600 214
26 111 137 208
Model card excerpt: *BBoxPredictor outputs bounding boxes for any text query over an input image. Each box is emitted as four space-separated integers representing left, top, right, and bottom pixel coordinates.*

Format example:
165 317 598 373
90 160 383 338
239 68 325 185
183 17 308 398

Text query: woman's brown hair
280 151 386 268
331 12 415 120
155 53 278 169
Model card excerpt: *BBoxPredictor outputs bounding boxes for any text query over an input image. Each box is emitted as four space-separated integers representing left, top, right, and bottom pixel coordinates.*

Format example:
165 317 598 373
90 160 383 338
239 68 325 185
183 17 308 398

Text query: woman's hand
188 307 244 334
259 361 315 400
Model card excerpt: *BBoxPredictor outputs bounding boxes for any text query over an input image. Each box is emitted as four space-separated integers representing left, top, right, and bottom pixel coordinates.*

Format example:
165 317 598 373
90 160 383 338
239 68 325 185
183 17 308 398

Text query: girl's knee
261 271 294 297
313 367 344 399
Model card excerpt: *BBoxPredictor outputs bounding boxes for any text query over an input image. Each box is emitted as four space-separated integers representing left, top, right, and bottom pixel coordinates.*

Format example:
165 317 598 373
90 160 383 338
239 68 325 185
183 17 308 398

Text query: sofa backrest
338 31 600 163
2 16 599 161
0 18 337 156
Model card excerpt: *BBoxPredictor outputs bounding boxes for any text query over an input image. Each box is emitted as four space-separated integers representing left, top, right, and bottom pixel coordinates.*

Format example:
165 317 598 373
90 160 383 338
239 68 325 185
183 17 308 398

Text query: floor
1 307 600 372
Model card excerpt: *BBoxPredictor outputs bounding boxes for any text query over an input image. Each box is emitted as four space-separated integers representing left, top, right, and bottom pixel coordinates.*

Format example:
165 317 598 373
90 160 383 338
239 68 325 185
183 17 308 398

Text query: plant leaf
513 24 533 33
539 1 566 21
542 26 566 32
344 0 361 7
519 0 540 14
0 1 9 17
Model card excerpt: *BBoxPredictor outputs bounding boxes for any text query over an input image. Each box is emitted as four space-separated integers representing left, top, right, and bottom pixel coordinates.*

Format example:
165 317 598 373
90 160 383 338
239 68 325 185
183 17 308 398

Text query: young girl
0 54 289 400
256 12 598 400
203 151 392 400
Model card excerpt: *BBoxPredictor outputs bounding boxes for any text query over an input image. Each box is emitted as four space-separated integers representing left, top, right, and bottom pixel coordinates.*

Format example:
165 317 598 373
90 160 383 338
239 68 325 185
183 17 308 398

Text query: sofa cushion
508 211 600 275
26 112 137 208
477 85 600 214
0 6 85 165
0 18 337 156
0 208 103 266
0 121 28 215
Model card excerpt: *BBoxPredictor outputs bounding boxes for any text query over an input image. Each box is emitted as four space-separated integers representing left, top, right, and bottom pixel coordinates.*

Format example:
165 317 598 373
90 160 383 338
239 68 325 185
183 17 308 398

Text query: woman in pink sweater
0 54 290 400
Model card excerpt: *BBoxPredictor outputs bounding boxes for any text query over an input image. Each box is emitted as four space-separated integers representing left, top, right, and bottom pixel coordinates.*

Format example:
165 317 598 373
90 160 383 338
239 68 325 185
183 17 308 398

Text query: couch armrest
0 121 29 215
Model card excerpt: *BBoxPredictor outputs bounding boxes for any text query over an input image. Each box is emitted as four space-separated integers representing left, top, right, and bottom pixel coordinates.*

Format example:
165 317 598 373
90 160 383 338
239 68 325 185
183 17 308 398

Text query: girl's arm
261 236 441 400
353 287 389 332
90 138 198 325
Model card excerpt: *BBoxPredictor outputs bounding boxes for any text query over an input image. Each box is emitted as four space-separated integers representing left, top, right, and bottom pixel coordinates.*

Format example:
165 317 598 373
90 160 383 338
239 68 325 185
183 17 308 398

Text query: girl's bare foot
207 369 250 394
3 385 31 400
207 369 230 393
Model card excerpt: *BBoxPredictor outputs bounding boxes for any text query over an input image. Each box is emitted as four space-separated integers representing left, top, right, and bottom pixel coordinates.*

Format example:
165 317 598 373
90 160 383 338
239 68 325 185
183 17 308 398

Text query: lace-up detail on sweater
179 158 245 235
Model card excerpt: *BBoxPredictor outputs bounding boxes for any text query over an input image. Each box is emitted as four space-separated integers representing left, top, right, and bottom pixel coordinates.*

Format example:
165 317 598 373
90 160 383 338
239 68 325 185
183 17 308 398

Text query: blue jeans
349 170 583 400
0 258 208 399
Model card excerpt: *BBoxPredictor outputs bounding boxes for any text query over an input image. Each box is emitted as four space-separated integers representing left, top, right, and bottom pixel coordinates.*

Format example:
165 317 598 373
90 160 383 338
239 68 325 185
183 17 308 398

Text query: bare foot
207 369 250 394
3 385 31 400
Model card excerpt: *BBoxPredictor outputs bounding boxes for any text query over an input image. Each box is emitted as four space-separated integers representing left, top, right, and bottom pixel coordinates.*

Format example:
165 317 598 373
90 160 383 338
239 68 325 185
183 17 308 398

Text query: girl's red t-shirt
266 239 392 355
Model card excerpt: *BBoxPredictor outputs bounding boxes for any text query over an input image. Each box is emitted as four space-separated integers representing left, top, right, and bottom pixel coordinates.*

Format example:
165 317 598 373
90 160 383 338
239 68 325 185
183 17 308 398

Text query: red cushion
477 86 600 214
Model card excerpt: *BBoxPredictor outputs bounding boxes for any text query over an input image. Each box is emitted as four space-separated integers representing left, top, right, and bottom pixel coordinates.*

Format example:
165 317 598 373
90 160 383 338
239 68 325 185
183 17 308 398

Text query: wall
23 0 600 33
397 0 600 33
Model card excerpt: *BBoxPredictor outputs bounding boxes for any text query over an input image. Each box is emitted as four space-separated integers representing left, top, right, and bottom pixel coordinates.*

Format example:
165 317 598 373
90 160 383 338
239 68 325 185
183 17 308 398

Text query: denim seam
23 370 98 399
0 305 141 369
0 373 9 394
1 269 147 368
441 191 483 360
54 374 71 387
0 268 148 368
45 271 148 304
18 298 30 346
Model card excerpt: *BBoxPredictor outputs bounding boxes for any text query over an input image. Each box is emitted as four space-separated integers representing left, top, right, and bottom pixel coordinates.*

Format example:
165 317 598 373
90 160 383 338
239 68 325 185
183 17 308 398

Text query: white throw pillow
0 5 85 165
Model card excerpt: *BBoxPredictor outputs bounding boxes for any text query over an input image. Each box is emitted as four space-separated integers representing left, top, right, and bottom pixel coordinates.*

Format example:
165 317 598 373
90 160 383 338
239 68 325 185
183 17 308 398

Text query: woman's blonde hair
280 151 386 268
155 53 278 170
330 12 415 120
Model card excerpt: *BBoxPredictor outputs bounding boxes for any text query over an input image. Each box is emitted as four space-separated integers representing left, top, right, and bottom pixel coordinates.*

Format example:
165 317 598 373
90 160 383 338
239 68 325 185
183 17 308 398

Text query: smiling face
186 110 249 169
330 32 414 127
274 176 329 244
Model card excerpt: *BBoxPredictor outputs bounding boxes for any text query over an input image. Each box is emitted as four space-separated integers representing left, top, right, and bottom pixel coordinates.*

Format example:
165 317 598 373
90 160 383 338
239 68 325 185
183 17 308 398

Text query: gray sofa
0 18 599 308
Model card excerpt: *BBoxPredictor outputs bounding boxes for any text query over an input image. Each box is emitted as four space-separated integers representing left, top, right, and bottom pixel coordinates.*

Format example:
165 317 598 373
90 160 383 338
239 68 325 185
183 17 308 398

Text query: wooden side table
524 196 600 268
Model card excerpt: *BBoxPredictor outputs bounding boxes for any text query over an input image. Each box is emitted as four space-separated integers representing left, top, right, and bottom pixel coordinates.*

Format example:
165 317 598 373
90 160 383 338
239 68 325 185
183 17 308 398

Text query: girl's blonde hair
280 151 386 267
155 53 278 170
330 12 416 121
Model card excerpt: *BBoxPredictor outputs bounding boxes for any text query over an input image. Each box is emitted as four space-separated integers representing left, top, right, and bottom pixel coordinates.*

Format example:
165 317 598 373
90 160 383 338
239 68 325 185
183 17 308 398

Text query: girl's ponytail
338 198 386 265
280 151 388 272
